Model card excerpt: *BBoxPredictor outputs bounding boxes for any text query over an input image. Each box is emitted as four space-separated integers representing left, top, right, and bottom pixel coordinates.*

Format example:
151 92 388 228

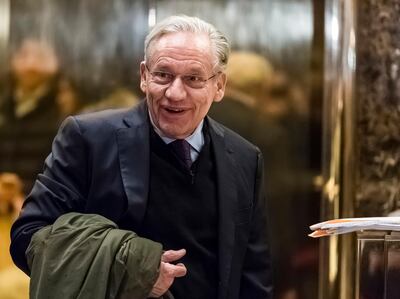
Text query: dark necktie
169 139 192 170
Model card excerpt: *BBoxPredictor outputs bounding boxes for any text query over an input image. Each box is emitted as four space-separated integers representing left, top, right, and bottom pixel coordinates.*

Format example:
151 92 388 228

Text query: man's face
140 32 226 139
11 39 59 91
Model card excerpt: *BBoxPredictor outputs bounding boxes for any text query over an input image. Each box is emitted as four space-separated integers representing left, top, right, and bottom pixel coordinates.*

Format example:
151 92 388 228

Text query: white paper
308 217 400 238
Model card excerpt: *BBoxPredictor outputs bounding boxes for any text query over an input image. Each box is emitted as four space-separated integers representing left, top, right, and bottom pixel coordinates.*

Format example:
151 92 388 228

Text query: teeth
168 108 183 112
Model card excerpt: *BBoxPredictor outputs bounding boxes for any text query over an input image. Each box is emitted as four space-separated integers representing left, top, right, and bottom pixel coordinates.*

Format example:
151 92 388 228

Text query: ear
139 61 147 93
213 72 227 103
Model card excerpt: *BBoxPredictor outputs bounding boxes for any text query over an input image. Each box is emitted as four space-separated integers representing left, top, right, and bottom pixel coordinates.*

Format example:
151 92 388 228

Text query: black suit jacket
10 101 273 299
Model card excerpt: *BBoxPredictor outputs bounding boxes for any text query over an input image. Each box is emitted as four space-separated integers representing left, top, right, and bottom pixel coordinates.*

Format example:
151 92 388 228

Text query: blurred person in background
210 50 318 299
0 38 61 194
209 50 273 143
263 70 319 299
210 51 297 298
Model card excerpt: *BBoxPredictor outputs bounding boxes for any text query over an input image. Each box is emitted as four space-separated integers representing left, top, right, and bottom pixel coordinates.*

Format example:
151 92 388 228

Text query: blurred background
0 1 324 298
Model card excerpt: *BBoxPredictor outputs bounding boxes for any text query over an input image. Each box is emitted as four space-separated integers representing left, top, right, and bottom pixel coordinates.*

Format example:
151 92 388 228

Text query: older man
11 16 273 299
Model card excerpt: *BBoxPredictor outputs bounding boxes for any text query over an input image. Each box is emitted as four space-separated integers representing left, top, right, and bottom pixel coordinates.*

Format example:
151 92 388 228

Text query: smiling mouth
165 107 186 113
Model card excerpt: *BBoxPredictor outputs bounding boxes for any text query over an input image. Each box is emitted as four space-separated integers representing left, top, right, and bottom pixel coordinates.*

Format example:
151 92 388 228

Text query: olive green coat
26 212 163 299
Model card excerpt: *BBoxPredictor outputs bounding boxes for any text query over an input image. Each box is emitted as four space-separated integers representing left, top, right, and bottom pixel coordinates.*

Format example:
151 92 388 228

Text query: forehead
148 32 215 70
16 40 54 57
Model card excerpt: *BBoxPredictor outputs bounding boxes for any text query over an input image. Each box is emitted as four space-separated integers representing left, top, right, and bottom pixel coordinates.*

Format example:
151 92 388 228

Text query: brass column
0 0 9 67
320 0 357 298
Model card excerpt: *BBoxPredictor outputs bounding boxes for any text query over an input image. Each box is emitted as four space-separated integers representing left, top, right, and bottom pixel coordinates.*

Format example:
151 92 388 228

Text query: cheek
147 83 164 97
191 98 213 121
146 86 164 110
196 92 215 110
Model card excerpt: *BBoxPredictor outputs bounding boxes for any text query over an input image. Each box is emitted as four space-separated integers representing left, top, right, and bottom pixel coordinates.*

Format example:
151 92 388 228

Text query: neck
148 111 196 140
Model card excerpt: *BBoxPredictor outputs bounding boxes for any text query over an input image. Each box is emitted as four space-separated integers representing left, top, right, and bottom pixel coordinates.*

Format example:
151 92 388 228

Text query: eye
185 75 203 82
153 71 173 81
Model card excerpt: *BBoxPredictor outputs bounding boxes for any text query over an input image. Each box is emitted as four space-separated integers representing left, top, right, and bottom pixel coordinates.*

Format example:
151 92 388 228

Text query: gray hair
144 15 230 71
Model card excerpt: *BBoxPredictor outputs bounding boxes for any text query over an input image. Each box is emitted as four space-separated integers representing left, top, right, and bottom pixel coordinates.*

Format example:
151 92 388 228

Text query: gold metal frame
320 0 357 298
0 0 9 67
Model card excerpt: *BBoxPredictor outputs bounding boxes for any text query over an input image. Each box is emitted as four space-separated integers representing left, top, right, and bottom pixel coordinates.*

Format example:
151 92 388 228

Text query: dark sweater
140 127 218 299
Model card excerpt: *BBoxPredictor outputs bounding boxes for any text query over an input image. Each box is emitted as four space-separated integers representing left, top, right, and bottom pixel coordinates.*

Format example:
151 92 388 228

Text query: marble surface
356 0 400 216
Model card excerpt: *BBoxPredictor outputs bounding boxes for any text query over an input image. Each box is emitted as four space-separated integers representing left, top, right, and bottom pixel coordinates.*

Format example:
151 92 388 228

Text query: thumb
162 262 187 278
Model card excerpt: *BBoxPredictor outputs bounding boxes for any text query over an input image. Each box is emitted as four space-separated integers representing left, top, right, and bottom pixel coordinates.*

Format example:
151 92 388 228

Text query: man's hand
149 249 187 298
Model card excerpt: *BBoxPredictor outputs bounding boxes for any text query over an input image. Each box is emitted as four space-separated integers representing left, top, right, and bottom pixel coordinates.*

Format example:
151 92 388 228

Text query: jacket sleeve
239 150 273 298
10 116 88 274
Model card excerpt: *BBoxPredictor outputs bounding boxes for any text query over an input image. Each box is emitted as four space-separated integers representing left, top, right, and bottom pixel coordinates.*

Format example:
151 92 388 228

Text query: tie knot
169 139 192 169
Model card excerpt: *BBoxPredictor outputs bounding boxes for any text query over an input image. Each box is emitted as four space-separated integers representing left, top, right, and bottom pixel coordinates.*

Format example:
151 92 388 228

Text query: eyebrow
152 65 172 72
183 66 207 75
152 64 206 75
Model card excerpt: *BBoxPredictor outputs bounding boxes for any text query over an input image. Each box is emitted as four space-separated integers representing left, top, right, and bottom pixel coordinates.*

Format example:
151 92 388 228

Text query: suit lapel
208 118 238 299
117 102 150 229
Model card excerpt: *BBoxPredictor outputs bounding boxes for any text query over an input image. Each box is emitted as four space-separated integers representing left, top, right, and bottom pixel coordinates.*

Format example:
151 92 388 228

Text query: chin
162 127 190 139
159 122 186 137
165 131 188 139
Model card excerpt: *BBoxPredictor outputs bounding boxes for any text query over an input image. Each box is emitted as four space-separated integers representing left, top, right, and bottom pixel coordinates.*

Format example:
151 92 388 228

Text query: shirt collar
148 111 204 154
14 84 50 118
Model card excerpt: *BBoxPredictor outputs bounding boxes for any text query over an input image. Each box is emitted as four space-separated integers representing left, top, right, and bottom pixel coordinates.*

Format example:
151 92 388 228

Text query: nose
165 76 187 101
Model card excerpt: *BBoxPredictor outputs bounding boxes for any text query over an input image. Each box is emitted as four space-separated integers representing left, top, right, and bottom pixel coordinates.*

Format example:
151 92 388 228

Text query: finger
162 262 187 277
174 264 187 277
161 249 186 263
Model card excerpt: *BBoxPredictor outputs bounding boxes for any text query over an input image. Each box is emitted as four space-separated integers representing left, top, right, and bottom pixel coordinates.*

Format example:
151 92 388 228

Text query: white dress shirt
148 113 204 162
